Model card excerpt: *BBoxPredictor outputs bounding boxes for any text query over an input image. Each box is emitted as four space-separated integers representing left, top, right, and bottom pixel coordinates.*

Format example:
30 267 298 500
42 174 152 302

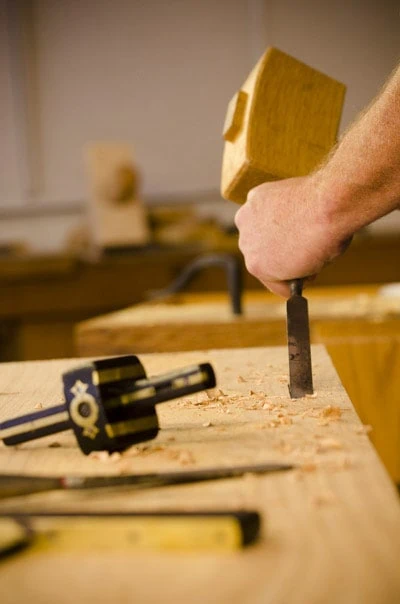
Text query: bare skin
235 64 400 297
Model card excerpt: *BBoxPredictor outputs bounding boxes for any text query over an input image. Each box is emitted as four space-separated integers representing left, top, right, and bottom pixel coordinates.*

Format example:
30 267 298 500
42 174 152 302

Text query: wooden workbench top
0 346 399 603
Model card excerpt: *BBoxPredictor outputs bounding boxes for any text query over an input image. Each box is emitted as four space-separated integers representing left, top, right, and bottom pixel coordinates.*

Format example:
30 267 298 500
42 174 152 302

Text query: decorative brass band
103 370 208 411
105 415 158 439
92 364 144 386
172 371 207 389
104 386 156 410
0 411 69 440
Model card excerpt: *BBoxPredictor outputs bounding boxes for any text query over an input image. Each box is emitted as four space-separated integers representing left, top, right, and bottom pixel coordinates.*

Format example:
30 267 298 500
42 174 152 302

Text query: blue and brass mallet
0 355 216 455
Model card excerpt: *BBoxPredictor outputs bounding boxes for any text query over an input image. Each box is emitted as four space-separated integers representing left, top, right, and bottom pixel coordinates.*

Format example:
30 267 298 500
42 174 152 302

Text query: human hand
234 175 352 297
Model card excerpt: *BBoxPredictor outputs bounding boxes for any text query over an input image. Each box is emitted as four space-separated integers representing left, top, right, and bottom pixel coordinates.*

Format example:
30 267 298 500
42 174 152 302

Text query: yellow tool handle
0 511 261 556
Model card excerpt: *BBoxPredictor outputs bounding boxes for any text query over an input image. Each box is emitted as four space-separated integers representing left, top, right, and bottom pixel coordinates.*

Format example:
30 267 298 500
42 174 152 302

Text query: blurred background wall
1 0 399 251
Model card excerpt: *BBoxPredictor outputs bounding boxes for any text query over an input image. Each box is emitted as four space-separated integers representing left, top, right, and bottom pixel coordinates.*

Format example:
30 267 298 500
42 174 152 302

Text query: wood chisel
286 279 313 397
220 47 346 397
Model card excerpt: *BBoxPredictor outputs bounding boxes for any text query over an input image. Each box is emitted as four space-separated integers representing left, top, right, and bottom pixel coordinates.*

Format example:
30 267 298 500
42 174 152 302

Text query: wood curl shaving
320 405 342 420
312 491 336 506
355 424 373 435
316 437 343 452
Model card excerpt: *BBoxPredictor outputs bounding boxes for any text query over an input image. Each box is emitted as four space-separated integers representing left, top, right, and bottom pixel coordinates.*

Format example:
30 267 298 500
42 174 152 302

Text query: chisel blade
286 279 313 398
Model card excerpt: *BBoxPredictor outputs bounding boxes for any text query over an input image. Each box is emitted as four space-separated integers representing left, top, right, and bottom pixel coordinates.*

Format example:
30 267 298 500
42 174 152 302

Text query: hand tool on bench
0 510 261 557
0 355 215 455
220 47 346 398
0 461 293 500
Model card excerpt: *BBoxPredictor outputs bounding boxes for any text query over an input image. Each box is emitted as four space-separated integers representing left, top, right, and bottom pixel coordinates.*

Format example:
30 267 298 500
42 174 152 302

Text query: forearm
316 63 400 238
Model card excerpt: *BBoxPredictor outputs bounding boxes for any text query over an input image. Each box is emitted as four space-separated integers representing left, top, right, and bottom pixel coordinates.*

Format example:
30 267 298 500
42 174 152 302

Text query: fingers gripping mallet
220 47 346 398
0 355 216 454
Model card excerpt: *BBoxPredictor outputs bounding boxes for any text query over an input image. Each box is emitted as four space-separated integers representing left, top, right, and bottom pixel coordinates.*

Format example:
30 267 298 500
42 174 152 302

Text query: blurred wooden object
313 320 400 481
221 47 346 203
85 143 150 249
76 285 400 481
1 347 400 603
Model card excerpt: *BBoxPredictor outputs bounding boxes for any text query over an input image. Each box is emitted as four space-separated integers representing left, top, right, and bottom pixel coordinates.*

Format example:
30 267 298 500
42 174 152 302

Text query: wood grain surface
75 286 400 481
0 346 399 603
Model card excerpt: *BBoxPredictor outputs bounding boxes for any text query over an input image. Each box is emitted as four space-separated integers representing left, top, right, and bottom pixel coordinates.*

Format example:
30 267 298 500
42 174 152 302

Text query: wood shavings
320 405 342 420
325 456 352 471
245 401 265 410
48 441 61 448
300 462 317 473
122 443 151 457
278 416 293 426
312 491 336 506
274 441 294 454
237 375 247 383
109 452 122 462
34 403 43 410
178 450 195 465
89 450 110 462
316 437 343 452
356 424 373 435
202 421 212 427
166 449 196 465
191 391 213 405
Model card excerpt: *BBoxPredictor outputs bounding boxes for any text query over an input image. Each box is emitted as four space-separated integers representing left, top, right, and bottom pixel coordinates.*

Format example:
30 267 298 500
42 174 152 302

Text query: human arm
234 63 400 297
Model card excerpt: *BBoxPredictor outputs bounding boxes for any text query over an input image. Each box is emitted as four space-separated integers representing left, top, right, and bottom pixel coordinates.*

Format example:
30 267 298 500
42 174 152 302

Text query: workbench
0 346 399 603
76 285 400 482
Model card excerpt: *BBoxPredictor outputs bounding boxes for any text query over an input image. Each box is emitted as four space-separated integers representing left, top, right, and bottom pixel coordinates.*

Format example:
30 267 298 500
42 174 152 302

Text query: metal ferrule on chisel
0 355 216 455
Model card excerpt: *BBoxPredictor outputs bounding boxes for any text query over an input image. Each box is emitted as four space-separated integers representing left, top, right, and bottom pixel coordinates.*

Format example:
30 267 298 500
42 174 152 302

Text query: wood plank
76 285 399 355
313 322 400 480
0 346 399 603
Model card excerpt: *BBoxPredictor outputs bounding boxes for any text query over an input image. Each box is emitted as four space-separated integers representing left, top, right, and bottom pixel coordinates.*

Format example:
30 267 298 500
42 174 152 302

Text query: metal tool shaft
0 463 293 499
286 279 313 398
